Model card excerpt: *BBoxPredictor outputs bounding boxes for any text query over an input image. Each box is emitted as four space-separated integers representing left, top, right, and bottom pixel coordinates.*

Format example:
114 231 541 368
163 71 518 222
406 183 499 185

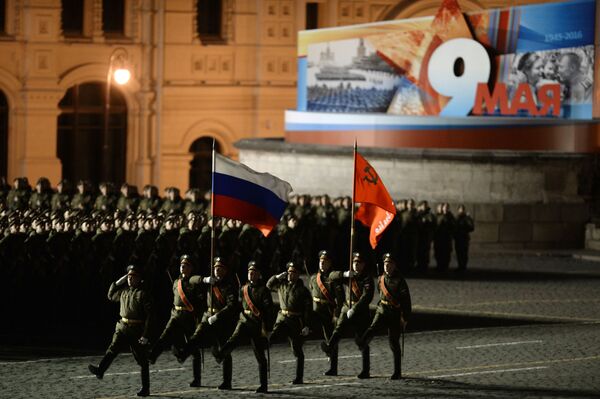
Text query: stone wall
237 139 593 249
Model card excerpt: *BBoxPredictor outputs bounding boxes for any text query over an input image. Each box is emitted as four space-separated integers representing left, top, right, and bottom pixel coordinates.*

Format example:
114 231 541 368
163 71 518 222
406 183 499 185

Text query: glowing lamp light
113 68 131 85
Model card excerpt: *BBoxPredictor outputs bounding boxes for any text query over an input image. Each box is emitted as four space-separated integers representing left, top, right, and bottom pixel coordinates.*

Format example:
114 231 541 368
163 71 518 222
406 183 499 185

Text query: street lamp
104 47 131 184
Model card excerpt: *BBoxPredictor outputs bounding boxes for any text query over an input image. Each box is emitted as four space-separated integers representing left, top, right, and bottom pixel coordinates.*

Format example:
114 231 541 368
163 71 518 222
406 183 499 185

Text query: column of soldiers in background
0 176 473 347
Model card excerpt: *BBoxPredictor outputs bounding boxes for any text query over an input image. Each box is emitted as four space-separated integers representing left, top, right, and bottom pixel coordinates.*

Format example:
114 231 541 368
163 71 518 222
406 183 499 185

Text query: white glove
301 327 310 336
138 337 149 345
343 270 356 278
116 274 128 286
346 308 355 319
277 272 287 280
208 315 218 325
203 276 215 284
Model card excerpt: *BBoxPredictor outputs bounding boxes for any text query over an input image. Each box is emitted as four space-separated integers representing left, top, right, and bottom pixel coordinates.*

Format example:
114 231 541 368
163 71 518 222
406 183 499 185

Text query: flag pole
349 139 357 308
210 138 216 315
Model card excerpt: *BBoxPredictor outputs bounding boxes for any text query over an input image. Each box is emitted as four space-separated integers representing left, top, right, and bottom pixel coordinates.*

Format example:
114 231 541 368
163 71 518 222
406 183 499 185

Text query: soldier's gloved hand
208 315 218 325
138 337 149 346
276 272 287 280
202 276 215 284
346 308 355 319
116 274 128 286
301 327 310 336
343 270 356 278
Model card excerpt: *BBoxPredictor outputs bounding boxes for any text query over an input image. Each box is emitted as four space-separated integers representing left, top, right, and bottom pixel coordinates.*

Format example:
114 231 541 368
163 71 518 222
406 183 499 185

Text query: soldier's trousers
416 239 432 271
329 305 370 373
270 313 304 381
102 322 150 390
454 240 469 270
186 315 235 385
434 239 452 270
361 306 403 375
151 311 201 382
221 317 268 388
313 305 338 372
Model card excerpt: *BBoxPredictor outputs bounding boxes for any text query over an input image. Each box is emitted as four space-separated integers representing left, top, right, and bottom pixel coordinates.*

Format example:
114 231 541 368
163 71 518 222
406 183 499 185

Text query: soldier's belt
313 296 332 305
208 307 222 313
280 309 301 317
174 305 193 312
244 309 261 317
380 300 401 308
121 318 144 325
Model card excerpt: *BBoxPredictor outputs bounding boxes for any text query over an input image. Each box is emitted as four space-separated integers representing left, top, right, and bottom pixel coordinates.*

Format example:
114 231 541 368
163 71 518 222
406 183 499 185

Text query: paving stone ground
1 254 600 399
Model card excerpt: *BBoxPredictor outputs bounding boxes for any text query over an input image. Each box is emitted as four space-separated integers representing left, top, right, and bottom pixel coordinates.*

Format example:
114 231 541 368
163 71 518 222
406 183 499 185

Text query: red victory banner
354 152 396 249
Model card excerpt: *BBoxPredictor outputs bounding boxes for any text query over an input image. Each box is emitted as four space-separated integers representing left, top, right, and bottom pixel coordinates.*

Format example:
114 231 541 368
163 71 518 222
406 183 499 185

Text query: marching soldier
308 250 343 376
148 255 205 387
175 257 239 390
358 254 411 379
216 261 273 393
88 265 154 397
266 262 312 384
320 252 374 379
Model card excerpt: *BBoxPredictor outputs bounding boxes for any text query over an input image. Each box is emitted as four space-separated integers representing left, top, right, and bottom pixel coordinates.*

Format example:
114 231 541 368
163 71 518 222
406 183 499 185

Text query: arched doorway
0 90 7 179
57 82 127 186
189 137 221 192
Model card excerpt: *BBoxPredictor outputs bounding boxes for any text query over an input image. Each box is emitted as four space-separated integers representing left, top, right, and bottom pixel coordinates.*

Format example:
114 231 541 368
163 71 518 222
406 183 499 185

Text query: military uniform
218 262 273 393
434 207 455 271
177 259 239 390
308 251 343 375
266 262 312 384
149 256 205 386
359 254 411 379
321 252 374 379
88 265 154 397
416 204 436 272
454 209 474 271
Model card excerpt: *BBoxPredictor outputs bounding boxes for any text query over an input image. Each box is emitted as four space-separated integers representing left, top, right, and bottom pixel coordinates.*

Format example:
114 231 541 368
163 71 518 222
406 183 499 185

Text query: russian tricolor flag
212 154 293 236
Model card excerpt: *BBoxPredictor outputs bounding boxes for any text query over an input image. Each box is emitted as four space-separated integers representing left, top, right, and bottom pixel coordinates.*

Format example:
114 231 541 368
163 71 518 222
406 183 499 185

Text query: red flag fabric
354 152 396 249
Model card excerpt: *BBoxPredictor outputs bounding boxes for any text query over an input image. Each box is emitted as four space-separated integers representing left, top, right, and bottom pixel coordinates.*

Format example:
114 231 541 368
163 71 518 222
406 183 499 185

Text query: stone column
17 90 63 184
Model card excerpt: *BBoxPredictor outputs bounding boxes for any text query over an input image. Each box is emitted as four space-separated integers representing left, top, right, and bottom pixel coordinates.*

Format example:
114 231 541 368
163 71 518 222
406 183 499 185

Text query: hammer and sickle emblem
363 166 379 185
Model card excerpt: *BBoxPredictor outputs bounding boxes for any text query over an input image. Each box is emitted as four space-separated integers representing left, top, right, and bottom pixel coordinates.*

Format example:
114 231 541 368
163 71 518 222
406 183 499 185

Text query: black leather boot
189 356 201 387
137 363 150 396
218 355 232 390
88 352 116 379
391 351 401 380
324 344 338 376
256 360 268 393
357 345 370 379
292 357 304 384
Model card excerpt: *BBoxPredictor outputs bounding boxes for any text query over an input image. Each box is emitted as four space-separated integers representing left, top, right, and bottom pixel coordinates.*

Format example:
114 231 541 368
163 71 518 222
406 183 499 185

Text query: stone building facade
0 0 578 192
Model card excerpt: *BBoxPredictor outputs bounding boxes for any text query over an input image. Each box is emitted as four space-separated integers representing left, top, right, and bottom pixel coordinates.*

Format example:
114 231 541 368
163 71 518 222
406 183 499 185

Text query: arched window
0 0 6 35
0 90 7 178
103 0 125 37
189 137 221 192
57 82 127 186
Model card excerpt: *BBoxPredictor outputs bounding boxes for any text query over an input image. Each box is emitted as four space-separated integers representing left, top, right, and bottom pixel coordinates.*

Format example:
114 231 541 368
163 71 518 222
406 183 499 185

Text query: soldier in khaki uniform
321 252 374 379
148 255 205 387
216 261 273 393
88 265 153 397
175 257 239 390
308 250 343 376
267 262 312 384
358 253 411 379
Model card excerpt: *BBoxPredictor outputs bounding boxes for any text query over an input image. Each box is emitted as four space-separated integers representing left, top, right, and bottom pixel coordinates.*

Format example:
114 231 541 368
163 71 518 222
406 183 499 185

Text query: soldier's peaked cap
318 250 331 259
248 261 259 271
352 252 364 261
286 261 298 271
382 253 395 263
180 254 192 264
214 257 226 268
126 264 141 275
